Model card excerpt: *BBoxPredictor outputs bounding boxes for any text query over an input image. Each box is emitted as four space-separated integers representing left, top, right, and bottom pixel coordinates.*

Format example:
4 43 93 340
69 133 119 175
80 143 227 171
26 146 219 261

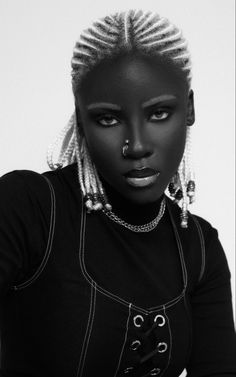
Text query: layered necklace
102 197 166 233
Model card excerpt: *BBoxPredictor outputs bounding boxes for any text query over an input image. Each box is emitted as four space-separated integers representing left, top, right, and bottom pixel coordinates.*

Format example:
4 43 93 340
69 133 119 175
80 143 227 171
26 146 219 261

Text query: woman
0 8 235 377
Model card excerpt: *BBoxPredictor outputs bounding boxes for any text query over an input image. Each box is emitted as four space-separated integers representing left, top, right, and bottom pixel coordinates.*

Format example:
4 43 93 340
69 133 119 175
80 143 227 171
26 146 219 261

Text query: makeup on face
85 95 179 130
86 94 178 112
76 53 191 205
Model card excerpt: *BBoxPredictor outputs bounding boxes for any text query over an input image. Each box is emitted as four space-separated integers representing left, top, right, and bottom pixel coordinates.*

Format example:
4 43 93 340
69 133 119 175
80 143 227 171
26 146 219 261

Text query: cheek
164 126 186 156
83 125 123 176
155 121 187 171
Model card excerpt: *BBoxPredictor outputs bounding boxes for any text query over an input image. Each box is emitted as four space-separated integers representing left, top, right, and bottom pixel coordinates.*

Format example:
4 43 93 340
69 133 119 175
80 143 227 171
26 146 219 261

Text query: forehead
77 52 188 104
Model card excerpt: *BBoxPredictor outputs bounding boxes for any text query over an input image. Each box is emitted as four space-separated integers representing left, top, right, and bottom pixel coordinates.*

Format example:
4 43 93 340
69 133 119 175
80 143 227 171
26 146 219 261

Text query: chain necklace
102 197 166 233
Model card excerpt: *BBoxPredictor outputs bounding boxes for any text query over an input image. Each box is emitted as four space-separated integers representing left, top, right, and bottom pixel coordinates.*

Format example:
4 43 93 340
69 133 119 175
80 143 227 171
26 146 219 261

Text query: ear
186 89 195 126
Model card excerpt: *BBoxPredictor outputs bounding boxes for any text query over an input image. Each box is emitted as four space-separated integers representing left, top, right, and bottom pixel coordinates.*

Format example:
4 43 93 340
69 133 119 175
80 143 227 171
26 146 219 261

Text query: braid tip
104 203 112 211
180 211 188 228
85 199 93 212
93 202 103 211
181 221 188 228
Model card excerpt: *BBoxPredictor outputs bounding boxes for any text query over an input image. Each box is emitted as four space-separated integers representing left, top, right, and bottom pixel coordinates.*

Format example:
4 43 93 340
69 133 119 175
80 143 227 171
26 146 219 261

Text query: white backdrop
0 1 235 374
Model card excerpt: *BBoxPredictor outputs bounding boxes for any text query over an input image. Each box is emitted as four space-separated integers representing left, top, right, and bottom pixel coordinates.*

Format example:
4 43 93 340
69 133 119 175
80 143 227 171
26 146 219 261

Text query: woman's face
75 53 194 205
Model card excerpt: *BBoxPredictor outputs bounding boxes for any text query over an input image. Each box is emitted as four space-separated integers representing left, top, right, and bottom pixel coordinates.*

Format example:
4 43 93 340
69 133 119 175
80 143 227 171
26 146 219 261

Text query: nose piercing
122 139 129 157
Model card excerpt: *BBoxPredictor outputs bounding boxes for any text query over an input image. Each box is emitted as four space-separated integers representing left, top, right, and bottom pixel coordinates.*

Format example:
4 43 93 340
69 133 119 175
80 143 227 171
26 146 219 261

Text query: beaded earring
168 126 195 228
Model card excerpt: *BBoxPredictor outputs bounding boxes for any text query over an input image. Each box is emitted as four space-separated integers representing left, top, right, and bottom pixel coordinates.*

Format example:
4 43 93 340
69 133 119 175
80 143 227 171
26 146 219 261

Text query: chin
121 186 164 205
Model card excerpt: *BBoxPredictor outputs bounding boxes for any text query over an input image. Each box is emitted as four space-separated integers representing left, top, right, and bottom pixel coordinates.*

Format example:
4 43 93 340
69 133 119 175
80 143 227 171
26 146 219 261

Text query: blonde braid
73 116 86 196
168 126 195 227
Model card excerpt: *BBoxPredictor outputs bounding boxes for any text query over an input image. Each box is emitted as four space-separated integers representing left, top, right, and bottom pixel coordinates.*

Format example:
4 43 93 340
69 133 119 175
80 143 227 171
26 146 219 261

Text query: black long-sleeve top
0 162 235 377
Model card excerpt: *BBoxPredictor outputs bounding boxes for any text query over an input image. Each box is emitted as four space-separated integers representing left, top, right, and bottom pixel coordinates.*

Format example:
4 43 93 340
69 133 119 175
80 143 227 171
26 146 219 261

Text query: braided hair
46 9 195 227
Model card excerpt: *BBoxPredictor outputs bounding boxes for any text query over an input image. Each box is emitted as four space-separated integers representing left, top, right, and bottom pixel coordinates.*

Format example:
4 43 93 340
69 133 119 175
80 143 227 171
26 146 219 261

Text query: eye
150 109 169 121
96 114 119 127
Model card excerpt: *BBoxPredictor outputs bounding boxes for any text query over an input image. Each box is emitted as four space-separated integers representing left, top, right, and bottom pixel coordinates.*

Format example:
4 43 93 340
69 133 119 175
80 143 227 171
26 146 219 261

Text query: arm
186 226 236 376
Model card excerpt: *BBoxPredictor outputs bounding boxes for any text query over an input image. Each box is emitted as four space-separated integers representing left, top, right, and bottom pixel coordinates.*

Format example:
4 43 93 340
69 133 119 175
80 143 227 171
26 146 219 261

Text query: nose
123 124 153 160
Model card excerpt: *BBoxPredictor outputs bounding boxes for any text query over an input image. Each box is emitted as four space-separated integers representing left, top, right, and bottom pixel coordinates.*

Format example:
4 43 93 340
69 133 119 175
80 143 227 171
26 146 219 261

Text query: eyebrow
86 94 177 111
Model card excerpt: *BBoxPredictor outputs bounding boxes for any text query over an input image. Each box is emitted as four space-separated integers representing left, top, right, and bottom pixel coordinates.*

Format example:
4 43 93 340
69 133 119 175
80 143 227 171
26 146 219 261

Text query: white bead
93 202 103 210
85 200 93 210
105 203 112 211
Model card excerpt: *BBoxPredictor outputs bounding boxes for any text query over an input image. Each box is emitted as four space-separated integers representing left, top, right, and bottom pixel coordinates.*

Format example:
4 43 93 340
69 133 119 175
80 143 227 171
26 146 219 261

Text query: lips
124 168 160 188
124 168 158 179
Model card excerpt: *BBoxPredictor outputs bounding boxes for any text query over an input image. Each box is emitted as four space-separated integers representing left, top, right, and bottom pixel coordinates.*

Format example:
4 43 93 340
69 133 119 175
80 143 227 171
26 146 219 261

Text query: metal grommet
124 366 134 374
157 342 168 353
154 314 166 327
133 314 144 328
130 339 141 350
150 368 161 376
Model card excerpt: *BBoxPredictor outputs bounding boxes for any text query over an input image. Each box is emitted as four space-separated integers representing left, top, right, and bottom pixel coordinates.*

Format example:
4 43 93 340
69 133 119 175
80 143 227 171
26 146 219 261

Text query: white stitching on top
168 209 188 289
76 281 97 377
159 306 172 377
12 175 56 290
79 202 188 314
148 290 186 312
191 215 206 283
113 303 132 377
183 293 192 363
78 208 149 313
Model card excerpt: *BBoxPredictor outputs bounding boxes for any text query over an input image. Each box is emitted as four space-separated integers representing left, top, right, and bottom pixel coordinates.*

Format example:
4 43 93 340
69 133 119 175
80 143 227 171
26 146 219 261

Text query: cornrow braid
70 9 192 92
46 8 195 226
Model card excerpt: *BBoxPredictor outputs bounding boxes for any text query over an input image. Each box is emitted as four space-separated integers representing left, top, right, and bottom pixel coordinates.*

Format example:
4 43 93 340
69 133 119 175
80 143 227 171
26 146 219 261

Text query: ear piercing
122 139 130 157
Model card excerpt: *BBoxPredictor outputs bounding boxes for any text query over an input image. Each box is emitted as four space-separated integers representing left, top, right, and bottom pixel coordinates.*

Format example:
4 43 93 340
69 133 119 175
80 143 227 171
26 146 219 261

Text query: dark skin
75 52 195 206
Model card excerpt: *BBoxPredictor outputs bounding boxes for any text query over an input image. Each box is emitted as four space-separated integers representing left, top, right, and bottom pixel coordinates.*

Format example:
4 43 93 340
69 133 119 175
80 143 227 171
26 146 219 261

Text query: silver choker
102 197 166 233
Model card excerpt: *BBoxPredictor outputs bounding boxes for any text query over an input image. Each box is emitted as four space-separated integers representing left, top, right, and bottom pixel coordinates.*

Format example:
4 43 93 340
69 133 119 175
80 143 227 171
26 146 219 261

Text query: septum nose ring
122 139 129 157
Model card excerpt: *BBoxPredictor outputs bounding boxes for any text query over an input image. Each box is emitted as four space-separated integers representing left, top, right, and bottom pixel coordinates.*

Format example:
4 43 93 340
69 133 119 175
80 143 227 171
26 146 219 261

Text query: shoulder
0 169 55 291
0 168 40 188
165 195 219 244
0 168 51 210
0 162 79 198
0 163 82 216
42 163 83 209
165 196 230 285
0 169 55 232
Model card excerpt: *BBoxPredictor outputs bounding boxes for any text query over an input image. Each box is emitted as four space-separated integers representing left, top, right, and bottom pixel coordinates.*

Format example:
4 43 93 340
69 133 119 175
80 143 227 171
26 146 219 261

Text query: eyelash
96 109 170 127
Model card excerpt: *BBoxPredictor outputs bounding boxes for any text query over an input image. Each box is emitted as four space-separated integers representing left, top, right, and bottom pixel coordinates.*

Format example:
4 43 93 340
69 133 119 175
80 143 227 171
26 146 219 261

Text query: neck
101 178 165 225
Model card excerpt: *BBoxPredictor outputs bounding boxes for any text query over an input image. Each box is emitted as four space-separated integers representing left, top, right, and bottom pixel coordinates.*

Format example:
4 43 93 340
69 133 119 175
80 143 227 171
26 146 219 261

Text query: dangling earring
168 126 195 228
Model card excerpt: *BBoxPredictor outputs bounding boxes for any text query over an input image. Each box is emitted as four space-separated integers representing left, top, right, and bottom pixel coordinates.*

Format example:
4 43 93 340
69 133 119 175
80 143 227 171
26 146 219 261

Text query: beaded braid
168 126 196 227
46 8 195 226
